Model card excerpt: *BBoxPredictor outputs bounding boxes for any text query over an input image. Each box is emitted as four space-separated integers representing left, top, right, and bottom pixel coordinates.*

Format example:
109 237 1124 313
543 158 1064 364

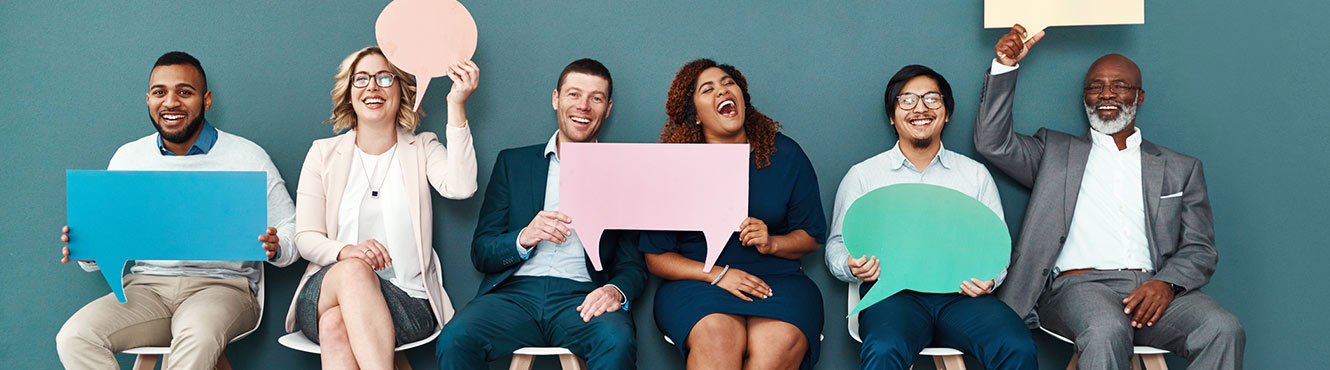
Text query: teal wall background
3 1 1327 368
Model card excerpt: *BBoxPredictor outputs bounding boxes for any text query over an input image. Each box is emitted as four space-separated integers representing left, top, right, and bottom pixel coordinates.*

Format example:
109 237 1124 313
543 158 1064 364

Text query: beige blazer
284 125 477 333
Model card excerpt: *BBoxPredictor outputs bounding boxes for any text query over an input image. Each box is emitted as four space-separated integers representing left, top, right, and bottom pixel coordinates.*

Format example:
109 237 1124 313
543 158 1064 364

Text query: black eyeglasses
896 92 944 110
352 72 397 88
1084 84 1139 95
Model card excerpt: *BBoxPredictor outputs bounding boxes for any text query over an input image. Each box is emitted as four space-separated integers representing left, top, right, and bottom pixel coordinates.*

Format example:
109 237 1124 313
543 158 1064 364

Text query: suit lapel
397 128 424 251
1064 134 1092 227
530 148 550 215
1140 140 1165 261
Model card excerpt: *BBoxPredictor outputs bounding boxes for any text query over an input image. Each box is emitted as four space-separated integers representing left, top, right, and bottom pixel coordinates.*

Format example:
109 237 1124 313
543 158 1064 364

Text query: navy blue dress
641 133 828 369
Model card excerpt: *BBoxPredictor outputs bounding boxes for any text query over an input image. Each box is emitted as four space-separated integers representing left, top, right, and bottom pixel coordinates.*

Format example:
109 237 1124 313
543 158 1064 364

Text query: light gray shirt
824 143 1008 287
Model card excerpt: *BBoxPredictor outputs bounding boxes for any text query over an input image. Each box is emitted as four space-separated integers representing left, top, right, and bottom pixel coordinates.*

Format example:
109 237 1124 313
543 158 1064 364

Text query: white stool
121 269 266 370
849 283 969 370
277 328 440 370
1039 326 1169 370
509 347 585 370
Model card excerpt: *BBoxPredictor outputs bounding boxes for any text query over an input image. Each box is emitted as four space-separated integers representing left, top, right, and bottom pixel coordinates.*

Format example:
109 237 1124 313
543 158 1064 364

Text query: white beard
1085 102 1136 135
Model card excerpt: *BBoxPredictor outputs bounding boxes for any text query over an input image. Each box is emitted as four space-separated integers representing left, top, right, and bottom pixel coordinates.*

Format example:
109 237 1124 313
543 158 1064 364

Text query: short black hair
884 64 954 118
153 51 207 91
556 58 612 99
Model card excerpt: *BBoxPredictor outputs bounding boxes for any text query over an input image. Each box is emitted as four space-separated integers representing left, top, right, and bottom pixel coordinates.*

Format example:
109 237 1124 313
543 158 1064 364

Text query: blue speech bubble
843 183 1011 316
66 170 268 302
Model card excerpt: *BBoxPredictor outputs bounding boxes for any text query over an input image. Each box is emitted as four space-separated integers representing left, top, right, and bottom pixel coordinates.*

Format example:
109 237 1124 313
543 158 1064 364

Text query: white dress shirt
1054 128 1154 273
825 143 1008 286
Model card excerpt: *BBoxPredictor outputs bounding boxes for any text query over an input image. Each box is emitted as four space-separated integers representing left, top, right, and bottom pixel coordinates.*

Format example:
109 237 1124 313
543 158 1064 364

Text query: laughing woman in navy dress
641 58 827 370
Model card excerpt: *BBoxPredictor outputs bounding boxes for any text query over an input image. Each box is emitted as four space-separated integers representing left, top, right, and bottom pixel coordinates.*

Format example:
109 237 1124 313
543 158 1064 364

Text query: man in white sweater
55 51 298 370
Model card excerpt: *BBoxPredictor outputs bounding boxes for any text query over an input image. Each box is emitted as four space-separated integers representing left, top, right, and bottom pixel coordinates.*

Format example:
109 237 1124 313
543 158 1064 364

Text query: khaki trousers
56 274 259 370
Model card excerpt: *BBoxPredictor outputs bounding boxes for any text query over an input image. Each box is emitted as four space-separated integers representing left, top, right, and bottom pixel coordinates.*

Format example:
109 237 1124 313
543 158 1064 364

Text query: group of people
55 25 1244 370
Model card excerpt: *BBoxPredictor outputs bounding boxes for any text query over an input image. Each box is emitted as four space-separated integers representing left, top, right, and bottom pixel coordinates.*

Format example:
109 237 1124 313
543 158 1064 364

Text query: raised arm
975 25 1049 188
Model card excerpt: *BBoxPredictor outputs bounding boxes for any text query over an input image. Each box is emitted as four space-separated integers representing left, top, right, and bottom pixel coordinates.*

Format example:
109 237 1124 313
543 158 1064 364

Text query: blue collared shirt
157 120 218 156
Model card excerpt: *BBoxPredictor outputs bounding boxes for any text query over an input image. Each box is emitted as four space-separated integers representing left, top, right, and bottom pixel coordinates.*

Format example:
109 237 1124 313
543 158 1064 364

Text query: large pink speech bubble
375 0 478 112
560 143 749 272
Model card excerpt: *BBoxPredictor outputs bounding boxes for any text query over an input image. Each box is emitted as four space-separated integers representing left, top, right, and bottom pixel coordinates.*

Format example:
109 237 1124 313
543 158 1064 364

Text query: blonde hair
324 46 423 132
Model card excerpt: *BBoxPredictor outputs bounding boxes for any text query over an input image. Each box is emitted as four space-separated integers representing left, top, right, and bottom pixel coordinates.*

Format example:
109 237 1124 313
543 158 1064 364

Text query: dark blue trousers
435 276 635 370
858 287 1037 370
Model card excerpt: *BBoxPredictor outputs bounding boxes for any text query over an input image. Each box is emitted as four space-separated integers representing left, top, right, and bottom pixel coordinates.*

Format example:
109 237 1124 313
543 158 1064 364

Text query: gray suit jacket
975 69 1218 326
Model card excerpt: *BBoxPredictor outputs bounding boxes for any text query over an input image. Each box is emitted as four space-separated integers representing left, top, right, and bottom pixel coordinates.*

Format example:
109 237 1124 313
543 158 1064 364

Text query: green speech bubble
843 183 1011 316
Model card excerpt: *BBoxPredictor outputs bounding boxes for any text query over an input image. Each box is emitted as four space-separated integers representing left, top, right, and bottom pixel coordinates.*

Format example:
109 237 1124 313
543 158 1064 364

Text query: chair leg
508 354 535 370
1140 353 1168 370
132 354 158 370
1065 353 1079 370
394 351 413 370
215 352 233 370
935 354 965 370
558 353 586 370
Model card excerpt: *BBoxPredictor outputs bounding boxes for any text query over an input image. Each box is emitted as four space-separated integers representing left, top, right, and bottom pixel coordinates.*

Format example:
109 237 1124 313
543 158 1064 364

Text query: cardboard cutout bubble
843 183 1011 316
66 170 268 303
984 0 1144 38
560 143 748 272
375 0 478 111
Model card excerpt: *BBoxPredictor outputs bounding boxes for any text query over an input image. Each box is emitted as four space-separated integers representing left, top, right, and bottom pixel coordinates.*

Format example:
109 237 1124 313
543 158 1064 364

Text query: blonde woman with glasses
283 46 479 369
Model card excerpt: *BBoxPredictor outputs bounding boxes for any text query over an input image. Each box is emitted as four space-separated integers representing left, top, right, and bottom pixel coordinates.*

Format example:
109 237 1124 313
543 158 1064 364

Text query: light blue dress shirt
513 132 626 307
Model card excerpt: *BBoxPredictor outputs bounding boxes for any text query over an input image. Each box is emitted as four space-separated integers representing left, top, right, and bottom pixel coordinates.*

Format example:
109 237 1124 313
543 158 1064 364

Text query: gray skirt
295 262 437 346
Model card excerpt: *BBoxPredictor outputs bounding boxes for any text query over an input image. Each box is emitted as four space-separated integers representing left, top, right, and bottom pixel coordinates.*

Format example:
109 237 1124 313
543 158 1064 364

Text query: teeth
1098 106 1119 110
163 114 184 120
364 98 385 104
717 100 735 113
909 119 932 126
571 117 590 124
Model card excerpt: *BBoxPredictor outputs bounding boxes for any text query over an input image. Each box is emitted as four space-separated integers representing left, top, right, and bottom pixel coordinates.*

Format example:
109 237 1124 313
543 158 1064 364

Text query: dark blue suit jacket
470 143 647 304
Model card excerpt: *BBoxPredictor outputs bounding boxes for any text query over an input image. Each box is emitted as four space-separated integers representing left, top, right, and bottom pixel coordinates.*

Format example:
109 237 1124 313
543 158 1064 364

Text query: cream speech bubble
375 0 478 112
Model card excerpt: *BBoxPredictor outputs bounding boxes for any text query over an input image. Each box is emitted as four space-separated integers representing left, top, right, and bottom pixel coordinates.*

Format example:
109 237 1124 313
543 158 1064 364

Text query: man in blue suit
437 58 645 370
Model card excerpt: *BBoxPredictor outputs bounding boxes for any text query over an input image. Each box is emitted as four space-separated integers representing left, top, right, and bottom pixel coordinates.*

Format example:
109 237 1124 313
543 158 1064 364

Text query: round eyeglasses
896 92 945 111
352 72 397 88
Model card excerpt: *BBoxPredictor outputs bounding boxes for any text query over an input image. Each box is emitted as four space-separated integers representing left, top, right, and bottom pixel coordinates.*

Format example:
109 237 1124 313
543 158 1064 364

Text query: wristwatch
1167 282 1185 296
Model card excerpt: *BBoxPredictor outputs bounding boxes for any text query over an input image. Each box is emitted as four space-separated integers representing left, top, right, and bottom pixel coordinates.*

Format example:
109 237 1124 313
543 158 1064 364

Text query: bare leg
686 313 747 370
318 260 395 370
742 317 806 370
318 306 359 370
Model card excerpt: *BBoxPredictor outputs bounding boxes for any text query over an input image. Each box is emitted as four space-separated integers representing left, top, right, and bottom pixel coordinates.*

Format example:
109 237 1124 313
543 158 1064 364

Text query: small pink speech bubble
560 143 749 272
375 0 478 112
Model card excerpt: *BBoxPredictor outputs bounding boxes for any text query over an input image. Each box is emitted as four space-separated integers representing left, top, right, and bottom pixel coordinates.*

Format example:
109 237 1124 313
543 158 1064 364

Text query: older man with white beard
973 25 1245 370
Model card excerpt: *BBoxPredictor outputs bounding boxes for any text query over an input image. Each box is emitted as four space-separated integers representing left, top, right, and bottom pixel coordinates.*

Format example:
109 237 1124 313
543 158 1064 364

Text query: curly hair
324 46 423 133
661 58 782 168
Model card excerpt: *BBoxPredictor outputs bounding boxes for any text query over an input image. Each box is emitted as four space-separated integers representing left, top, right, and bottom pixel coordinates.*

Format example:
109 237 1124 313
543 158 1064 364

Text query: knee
1076 320 1132 346
750 330 805 356
995 333 1039 362
326 259 377 284
688 317 745 353
436 320 481 358
318 312 348 344
171 324 227 350
1198 312 1245 344
860 327 913 359
589 323 635 356
323 259 377 291
55 321 99 353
